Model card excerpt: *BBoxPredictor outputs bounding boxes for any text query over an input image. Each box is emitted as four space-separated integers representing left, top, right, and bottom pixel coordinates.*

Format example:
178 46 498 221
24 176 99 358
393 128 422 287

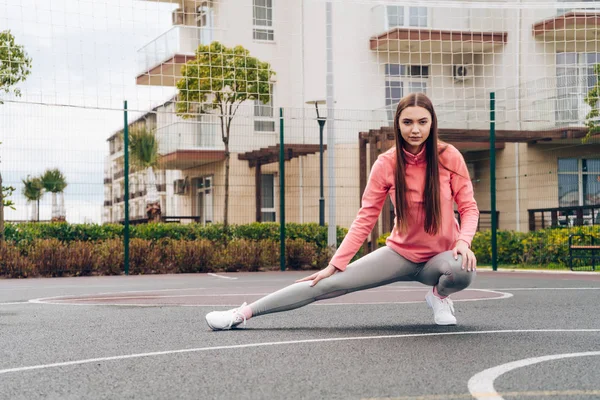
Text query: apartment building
104 0 600 233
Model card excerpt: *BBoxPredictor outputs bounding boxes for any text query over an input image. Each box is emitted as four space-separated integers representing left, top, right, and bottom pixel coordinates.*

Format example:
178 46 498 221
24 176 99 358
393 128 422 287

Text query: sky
0 0 179 223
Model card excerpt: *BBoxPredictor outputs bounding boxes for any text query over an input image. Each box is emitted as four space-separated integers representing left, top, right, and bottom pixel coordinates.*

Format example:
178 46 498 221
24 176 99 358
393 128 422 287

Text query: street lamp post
307 100 326 226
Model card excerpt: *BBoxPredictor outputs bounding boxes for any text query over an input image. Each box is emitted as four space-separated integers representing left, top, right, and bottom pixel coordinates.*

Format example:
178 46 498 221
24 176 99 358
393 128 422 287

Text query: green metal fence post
124 101 130 276
279 107 285 271
490 92 498 271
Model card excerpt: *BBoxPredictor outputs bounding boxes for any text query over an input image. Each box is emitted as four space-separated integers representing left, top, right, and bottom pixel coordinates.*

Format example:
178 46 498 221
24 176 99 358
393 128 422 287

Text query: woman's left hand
452 239 476 272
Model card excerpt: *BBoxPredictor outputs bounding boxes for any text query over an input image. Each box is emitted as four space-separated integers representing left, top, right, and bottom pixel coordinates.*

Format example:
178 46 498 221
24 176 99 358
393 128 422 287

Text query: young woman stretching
206 93 479 329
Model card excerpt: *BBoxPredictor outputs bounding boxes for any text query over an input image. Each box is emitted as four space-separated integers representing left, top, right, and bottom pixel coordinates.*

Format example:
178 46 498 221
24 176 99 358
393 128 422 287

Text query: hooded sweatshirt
329 143 479 271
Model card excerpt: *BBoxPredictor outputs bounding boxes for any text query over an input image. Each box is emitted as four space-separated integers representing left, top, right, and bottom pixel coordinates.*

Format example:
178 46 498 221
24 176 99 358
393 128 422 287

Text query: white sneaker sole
205 314 243 331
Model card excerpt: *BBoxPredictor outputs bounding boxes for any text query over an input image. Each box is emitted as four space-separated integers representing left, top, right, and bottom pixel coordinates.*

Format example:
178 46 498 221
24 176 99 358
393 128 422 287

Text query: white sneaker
205 302 248 331
425 290 457 326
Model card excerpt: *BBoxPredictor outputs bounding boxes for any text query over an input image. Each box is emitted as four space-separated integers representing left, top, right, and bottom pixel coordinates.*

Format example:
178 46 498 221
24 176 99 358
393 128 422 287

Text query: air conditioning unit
172 8 185 25
174 179 186 195
453 65 472 81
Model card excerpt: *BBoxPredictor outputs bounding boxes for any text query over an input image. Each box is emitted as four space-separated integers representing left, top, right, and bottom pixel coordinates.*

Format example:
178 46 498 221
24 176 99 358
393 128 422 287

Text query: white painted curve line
208 273 238 280
468 351 600 400
1 329 599 377
28 288 513 307
0 301 31 306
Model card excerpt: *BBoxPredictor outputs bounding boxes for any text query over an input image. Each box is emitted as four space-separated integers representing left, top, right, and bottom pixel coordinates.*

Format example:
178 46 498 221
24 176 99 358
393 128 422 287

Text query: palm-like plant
22 175 43 221
129 127 161 222
41 169 67 221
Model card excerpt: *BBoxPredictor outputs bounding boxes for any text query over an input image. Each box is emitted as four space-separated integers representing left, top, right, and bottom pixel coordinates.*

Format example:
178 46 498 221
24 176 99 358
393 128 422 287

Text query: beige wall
174 142 361 227
465 142 600 232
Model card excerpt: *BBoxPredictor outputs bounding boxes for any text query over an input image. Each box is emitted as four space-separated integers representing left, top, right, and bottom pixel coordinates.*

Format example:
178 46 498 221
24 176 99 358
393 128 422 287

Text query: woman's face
398 106 432 154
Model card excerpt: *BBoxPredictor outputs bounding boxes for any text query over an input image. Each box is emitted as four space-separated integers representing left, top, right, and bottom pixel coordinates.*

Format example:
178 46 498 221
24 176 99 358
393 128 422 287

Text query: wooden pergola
359 125 589 249
238 144 325 222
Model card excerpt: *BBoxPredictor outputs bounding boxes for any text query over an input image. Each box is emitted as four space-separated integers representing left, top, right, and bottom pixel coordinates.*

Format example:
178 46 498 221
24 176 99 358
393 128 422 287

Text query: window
556 52 600 123
196 3 214 45
253 0 274 41
385 64 429 123
254 86 275 132
261 174 276 221
557 0 599 15
197 176 214 225
386 6 428 28
558 158 600 207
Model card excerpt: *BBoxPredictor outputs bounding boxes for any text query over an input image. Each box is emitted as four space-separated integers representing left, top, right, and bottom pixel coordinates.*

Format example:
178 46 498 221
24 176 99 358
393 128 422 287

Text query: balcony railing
137 25 213 75
156 119 223 155
429 76 592 132
455 210 499 231
528 205 600 231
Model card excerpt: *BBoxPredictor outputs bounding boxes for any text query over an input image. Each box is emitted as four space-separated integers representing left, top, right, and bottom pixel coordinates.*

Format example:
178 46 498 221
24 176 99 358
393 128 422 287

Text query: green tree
22 175 43 221
129 127 161 222
0 30 32 103
0 143 14 209
584 63 600 141
41 169 67 222
1 31 31 235
176 42 275 227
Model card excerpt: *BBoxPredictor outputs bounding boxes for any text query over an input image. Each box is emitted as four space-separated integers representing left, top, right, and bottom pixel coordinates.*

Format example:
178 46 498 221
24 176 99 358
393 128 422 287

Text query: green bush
285 238 317 270
4 221 600 278
95 239 124 275
0 241 33 278
216 238 278 272
162 238 219 274
3 222 350 249
378 226 600 267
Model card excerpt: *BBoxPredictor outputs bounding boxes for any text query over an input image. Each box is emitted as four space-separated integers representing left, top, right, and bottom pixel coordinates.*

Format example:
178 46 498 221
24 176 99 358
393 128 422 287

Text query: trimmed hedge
0 237 327 278
2 222 599 278
3 222 349 249
379 225 600 267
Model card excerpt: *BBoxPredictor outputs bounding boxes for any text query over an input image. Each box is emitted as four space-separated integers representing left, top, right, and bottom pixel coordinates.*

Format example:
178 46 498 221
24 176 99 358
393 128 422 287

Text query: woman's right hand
295 264 339 287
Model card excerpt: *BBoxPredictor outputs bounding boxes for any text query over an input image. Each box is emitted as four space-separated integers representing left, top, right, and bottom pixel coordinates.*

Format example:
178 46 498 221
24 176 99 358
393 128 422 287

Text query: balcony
136 25 213 86
528 205 600 231
156 118 226 170
369 5 507 53
533 11 600 52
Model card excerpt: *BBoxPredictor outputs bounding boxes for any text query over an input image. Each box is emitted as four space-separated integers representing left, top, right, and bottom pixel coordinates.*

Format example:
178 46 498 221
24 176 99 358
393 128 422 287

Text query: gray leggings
249 247 475 317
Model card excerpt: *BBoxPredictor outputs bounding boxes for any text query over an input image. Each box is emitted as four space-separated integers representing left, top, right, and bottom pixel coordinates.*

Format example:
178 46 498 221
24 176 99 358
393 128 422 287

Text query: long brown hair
393 92 443 235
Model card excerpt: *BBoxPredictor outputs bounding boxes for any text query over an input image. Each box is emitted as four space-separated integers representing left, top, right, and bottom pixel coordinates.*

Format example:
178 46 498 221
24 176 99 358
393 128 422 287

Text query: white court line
208 273 238 280
43 288 509 303
468 351 600 400
1 329 599 376
28 288 512 307
0 302 29 306
20 287 600 307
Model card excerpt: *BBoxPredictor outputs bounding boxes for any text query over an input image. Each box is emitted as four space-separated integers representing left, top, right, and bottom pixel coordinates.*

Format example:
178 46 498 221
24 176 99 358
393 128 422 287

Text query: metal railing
137 25 213 74
156 119 222 155
528 205 600 231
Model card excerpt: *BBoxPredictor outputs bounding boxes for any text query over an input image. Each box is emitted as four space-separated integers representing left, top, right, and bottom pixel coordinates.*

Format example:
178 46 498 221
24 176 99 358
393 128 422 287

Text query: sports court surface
1 269 600 399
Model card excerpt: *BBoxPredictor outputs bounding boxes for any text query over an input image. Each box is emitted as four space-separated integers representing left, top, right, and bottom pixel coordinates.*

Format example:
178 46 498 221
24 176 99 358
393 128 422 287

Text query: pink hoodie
329 144 479 271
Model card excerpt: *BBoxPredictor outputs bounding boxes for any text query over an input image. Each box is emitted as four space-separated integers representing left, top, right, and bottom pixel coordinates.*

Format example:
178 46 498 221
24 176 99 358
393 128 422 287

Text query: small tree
584 63 600 141
0 143 15 210
41 169 67 222
22 175 43 221
0 29 31 234
176 42 275 227
129 127 161 222
0 30 32 103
